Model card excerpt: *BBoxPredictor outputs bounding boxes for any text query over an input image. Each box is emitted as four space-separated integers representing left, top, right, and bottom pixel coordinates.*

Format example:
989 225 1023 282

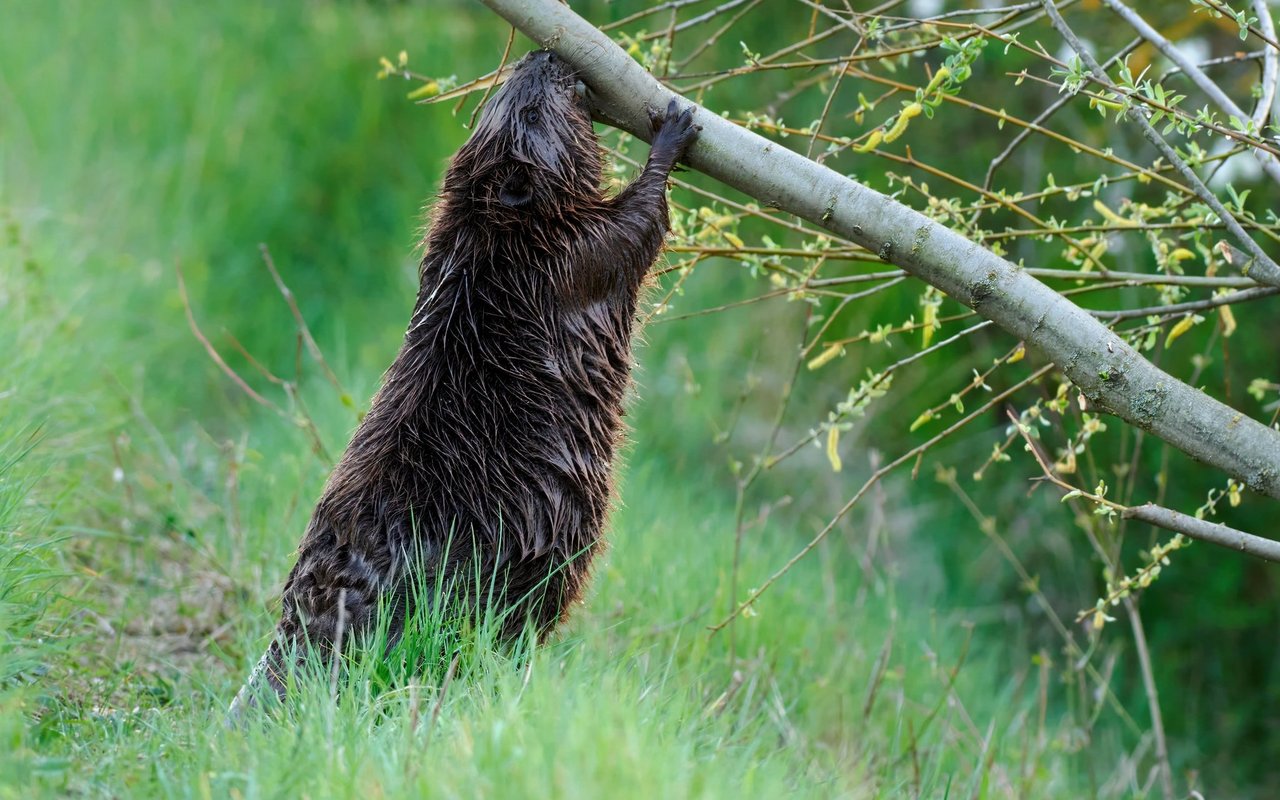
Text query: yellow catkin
1219 304 1237 337
853 129 884 153
921 302 937 348
807 344 843 370
406 81 441 100
826 426 843 472
1164 314 1197 347
883 102 923 143
923 66 951 96
1083 238 1108 272
1092 199 1136 227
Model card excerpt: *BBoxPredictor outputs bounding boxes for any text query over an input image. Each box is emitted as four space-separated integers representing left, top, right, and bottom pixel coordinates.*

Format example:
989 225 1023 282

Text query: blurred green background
2 0 1278 796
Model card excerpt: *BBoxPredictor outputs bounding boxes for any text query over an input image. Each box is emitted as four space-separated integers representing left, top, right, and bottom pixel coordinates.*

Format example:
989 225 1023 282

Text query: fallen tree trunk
478 0 1280 501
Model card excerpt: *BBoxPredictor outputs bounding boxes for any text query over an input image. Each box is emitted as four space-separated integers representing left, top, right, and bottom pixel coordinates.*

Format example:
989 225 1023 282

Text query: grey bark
478 0 1280 501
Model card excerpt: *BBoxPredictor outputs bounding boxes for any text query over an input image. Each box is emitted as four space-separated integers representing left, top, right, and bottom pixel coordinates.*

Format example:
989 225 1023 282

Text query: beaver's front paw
649 98 700 165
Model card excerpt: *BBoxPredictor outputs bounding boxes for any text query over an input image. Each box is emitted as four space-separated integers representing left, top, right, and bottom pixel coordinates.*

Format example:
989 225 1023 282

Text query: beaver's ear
498 167 534 208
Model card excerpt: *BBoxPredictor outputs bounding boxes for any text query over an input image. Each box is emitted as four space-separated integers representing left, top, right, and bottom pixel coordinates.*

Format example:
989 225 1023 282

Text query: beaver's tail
225 641 288 725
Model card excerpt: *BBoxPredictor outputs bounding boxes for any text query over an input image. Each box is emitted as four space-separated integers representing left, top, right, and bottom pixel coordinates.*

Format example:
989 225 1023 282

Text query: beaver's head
454 50 601 213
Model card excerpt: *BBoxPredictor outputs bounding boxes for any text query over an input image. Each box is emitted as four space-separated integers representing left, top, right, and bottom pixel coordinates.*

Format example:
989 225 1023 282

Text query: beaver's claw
649 98 700 164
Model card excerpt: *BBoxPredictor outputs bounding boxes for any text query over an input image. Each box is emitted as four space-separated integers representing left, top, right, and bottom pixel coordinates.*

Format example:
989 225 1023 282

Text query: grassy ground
0 227 1078 797
0 1 1248 797
0 347 1073 800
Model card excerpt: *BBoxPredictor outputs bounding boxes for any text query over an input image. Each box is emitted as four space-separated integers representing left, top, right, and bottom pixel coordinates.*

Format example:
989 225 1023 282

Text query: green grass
0 245 1053 795
0 0 1255 797
0 201 1085 797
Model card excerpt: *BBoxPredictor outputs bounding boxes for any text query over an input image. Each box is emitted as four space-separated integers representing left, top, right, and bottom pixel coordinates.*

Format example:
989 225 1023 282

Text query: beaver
228 49 699 715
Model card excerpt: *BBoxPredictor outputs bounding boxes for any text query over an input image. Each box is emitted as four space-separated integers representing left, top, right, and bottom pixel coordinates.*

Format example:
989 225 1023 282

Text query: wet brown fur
229 50 698 714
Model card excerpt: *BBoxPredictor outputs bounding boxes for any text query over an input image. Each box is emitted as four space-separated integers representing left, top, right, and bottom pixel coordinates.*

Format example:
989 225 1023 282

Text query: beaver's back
279 228 637 649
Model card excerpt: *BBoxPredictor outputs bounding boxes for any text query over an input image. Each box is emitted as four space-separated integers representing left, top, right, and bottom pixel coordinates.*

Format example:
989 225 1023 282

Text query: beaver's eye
523 108 541 125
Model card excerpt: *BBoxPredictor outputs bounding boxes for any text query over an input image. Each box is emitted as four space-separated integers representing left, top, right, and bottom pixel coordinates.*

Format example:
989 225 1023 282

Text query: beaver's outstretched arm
565 100 698 305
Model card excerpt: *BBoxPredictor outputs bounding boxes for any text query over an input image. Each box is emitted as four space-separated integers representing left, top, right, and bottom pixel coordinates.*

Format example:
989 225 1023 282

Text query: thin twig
881 1 1042 34
601 0 710 32
1123 504 1280 562
1040 0 1280 289
1010 411 1280 563
176 263 275 409
1091 285 1279 322
1102 0 1280 185
1121 598 1175 800
1252 0 1279 129
974 37 1141 226
674 0 763 68
1010 413 1182 795
422 651 461 750
468 26 516 129
259 244 350 398
709 364 1055 632
939 470 1145 737
1200 0 1280 51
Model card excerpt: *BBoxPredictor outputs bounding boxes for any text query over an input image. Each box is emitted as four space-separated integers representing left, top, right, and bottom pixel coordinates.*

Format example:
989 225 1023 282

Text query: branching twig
178 258 334 461
1200 0 1280 51
1008 411 1280 563
1252 0 1279 129
1120 598 1174 800
176 263 275 409
708 364 1055 632
974 37 1141 224
1123 503 1280 561
1041 0 1280 290
481 0 1280 500
259 244 350 400
1100 0 1280 186
1092 285 1280 321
